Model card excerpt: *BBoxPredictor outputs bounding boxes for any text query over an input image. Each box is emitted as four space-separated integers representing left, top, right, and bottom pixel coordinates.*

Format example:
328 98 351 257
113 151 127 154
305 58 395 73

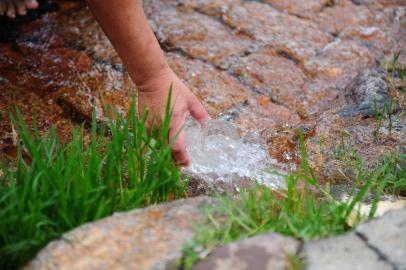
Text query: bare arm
86 0 167 85
86 0 209 166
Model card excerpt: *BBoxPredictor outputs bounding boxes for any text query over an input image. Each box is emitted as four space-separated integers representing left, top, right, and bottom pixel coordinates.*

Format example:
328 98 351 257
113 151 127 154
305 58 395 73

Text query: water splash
183 119 286 190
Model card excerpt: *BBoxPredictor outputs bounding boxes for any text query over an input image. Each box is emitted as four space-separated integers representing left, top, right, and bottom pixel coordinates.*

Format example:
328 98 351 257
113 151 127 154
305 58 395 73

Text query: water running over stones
184 119 287 192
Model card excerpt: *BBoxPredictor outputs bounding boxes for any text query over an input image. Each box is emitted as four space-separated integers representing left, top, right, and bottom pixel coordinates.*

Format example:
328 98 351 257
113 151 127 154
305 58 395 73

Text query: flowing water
183 118 287 190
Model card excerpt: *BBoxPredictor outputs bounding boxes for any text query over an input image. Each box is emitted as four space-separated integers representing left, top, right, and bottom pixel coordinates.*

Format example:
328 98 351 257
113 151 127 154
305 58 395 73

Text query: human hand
137 68 210 166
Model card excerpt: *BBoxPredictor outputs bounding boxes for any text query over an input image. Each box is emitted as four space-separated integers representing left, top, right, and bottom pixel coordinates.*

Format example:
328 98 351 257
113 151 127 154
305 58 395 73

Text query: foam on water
183 119 286 190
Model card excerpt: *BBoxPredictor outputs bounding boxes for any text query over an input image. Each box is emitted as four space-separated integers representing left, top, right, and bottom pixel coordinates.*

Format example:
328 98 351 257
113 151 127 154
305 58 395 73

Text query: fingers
169 113 190 167
24 0 38 9
6 0 15 18
0 1 6 15
1 0 38 18
189 95 210 122
15 0 27 16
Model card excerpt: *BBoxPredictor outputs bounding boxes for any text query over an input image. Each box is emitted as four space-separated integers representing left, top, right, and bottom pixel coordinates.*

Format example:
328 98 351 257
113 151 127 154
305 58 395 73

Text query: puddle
183 118 286 191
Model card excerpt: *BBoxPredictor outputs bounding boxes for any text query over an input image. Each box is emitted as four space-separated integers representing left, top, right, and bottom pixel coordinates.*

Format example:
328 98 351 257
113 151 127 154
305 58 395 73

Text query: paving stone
166 0 243 17
25 197 213 270
301 78 342 115
0 2 133 121
339 68 393 117
230 47 308 116
193 233 300 270
302 233 393 270
313 0 375 35
60 5 123 66
263 0 333 18
356 208 406 270
223 1 332 64
231 96 302 134
304 39 375 84
166 53 249 118
146 3 252 68
351 0 406 8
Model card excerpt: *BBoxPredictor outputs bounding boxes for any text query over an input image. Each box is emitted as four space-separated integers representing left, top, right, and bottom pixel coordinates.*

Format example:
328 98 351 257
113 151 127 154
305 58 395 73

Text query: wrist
135 65 174 93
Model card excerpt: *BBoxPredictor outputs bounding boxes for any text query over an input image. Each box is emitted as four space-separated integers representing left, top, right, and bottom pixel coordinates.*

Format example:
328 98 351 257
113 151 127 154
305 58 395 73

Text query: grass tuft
0 94 184 269
180 132 388 269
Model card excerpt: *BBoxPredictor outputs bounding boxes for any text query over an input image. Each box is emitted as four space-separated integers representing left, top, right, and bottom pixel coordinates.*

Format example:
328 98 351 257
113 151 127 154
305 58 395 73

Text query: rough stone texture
303 39 375 84
313 0 375 35
1 0 405 166
0 2 405 269
0 77 72 155
160 0 243 17
302 233 393 270
356 208 406 270
193 233 300 270
0 1 132 124
229 47 307 116
339 68 392 117
146 1 253 69
192 208 406 270
166 53 249 118
222 1 332 65
230 96 302 133
0 0 405 201
263 0 333 18
25 196 213 270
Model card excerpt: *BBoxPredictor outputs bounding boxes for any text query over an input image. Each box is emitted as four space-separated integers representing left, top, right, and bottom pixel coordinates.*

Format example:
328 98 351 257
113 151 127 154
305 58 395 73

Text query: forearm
86 0 169 87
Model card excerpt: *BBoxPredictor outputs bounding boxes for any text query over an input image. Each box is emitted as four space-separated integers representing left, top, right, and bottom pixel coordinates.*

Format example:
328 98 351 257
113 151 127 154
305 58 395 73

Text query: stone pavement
25 197 214 270
194 206 406 270
0 0 405 178
0 1 405 269
25 196 406 270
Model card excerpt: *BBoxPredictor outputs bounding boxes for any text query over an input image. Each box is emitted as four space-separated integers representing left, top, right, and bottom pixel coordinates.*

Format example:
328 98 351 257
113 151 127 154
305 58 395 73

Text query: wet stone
339 68 395 117
350 0 406 8
25 197 214 270
356 208 406 269
312 0 375 35
304 39 375 84
162 0 243 17
230 96 302 134
230 48 308 116
222 1 332 64
61 6 123 66
302 233 393 270
301 78 343 115
193 233 300 270
0 44 92 94
0 78 72 154
263 0 333 18
166 53 249 118
0 2 133 122
146 4 253 68
384 7 406 66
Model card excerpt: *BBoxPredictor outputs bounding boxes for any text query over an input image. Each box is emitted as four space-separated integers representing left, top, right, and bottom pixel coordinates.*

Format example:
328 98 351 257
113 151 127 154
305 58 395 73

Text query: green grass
381 52 406 92
333 131 406 197
0 93 184 269
180 132 388 269
374 152 406 196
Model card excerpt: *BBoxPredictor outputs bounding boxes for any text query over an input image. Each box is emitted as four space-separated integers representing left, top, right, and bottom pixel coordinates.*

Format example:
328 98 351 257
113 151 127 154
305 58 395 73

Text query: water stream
183 118 287 191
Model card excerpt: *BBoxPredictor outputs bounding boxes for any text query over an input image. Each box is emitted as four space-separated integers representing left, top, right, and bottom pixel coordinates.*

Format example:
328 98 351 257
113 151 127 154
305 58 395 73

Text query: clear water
183 119 286 190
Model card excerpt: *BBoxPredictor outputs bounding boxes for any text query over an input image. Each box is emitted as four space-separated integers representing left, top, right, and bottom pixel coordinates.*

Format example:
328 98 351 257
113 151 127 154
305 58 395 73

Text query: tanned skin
86 0 209 166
